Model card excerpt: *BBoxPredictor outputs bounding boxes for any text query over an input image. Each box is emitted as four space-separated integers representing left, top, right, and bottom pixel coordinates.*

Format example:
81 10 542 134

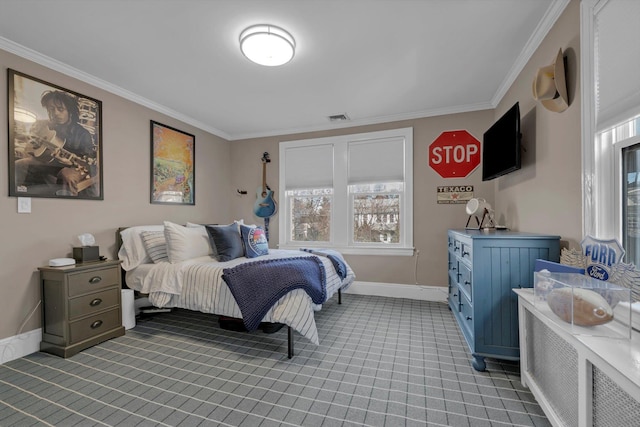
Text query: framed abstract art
150 120 195 205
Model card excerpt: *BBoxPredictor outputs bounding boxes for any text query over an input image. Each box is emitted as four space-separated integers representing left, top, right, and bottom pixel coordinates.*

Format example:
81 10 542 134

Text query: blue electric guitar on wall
254 152 277 219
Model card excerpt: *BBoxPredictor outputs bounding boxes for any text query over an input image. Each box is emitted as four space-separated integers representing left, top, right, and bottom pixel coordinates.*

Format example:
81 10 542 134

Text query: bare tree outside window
352 183 402 244
289 189 332 242
353 193 400 243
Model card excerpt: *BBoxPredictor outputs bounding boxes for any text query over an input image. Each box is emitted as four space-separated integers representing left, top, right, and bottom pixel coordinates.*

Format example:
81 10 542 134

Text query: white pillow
164 221 212 263
186 222 217 256
118 225 164 270
140 230 169 263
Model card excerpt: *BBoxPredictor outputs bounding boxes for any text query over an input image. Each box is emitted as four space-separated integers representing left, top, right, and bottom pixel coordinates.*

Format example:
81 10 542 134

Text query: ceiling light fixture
240 24 295 66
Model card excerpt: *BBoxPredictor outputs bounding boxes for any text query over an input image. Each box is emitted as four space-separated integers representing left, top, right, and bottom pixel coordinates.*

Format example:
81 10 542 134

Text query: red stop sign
429 130 480 178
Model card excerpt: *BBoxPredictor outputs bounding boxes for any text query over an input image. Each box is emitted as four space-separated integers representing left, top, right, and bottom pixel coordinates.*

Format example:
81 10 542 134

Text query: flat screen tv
482 102 521 181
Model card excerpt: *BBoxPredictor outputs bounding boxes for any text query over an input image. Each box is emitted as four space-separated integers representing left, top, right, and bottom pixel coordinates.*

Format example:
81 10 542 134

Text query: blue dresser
447 229 560 371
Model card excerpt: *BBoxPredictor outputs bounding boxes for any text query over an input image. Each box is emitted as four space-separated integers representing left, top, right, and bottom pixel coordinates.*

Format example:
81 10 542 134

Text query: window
279 128 413 255
601 115 640 268
582 0 640 267
622 139 640 267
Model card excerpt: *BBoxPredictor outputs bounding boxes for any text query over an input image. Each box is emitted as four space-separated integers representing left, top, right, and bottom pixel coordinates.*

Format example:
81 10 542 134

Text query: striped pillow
140 230 168 263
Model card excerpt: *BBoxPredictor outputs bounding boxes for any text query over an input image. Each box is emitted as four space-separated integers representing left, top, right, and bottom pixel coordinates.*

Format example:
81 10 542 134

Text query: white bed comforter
126 249 354 344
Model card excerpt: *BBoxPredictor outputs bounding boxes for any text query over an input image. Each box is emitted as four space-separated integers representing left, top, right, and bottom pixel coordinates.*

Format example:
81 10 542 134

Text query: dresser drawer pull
89 276 102 284
462 250 469 257
464 281 471 286
90 320 103 329
466 316 472 321
89 298 102 307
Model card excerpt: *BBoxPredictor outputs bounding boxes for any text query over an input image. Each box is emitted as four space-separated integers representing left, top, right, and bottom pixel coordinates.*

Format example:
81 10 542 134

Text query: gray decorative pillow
205 223 244 262
140 230 169 263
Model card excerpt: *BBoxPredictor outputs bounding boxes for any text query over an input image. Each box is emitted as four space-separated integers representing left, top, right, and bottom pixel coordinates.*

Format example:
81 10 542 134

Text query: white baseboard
344 281 448 303
0 328 41 365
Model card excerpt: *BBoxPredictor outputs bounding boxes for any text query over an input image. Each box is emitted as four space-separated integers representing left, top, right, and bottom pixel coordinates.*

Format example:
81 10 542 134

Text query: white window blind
284 144 333 189
348 137 405 184
595 0 640 131
279 127 413 255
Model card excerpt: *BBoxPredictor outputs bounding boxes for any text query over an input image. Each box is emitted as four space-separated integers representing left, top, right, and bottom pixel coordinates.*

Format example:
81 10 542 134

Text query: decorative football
546 288 614 326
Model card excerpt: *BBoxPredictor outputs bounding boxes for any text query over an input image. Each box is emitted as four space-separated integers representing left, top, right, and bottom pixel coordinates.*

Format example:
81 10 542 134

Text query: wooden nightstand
39 260 125 357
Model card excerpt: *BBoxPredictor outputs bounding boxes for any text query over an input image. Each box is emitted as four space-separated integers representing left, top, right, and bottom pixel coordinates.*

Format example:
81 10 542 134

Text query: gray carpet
0 294 550 426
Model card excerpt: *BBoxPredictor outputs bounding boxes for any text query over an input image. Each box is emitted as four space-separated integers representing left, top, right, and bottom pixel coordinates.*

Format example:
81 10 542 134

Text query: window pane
288 189 332 242
623 143 640 268
352 183 401 243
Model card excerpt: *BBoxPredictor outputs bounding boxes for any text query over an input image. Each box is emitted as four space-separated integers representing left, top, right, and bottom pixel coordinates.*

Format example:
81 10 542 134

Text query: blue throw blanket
300 248 348 280
222 256 326 331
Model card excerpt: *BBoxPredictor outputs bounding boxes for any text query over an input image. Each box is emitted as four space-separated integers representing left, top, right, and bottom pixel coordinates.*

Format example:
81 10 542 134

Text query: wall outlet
18 197 31 213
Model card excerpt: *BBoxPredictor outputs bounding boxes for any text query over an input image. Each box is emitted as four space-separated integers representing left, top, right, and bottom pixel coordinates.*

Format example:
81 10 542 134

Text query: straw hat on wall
532 48 569 113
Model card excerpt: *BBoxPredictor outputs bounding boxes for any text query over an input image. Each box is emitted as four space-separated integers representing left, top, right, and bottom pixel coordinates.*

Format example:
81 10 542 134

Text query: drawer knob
90 320 103 329
89 298 102 307
464 281 471 286
89 276 102 284
453 293 458 297
462 251 469 257
466 316 472 321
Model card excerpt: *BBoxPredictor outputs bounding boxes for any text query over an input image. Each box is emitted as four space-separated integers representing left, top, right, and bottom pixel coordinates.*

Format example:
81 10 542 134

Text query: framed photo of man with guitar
8 69 103 199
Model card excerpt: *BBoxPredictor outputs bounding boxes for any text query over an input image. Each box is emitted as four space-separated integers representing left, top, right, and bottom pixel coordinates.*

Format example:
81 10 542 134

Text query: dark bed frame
116 227 342 358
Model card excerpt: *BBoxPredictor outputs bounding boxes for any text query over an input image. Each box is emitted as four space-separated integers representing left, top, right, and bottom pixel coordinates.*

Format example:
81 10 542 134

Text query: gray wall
0 50 232 340
494 0 582 249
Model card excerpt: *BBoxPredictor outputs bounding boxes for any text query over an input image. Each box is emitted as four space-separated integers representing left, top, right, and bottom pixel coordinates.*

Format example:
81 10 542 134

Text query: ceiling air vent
328 113 350 122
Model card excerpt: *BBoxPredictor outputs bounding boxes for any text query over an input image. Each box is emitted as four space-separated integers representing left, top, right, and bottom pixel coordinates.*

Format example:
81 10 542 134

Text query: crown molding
491 0 571 107
0 36 231 141
1 0 569 143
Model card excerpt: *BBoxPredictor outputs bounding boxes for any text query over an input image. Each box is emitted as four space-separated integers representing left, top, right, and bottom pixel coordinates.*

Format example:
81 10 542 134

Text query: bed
117 221 355 358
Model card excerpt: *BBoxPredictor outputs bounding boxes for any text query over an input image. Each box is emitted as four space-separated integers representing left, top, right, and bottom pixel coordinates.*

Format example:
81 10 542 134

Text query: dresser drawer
69 308 121 344
69 288 119 320
448 283 460 311
458 263 472 302
448 252 458 276
460 241 472 261
459 292 474 340
68 267 119 297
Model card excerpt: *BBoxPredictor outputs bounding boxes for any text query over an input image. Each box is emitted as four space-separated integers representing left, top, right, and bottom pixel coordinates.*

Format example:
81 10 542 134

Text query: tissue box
72 246 99 263
534 271 632 339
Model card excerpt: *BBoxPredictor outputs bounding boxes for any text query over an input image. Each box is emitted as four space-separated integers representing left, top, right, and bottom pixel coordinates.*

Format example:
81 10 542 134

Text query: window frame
582 0 640 248
278 127 414 256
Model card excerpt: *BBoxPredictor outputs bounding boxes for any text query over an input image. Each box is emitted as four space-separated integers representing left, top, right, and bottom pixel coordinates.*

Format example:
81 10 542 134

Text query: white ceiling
0 0 568 140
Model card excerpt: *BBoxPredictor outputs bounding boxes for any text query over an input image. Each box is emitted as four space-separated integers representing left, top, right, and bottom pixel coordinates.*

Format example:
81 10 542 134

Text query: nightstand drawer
68 267 119 297
69 308 121 344
69 288 119 320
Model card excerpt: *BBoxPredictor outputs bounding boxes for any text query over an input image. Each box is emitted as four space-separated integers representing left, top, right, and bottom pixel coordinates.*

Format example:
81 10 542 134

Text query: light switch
18 197 31 213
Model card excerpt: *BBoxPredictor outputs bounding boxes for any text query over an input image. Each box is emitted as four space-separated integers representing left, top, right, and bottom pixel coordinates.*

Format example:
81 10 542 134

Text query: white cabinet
515 289 640 426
